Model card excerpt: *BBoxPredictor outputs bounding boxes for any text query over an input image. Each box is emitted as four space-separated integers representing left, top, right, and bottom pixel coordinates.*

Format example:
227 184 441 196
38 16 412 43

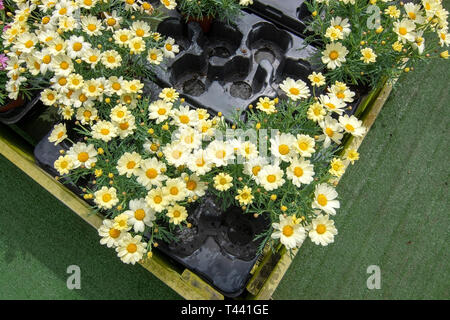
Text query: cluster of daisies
310 0 449 84
48 65 366 263
1 0 179 110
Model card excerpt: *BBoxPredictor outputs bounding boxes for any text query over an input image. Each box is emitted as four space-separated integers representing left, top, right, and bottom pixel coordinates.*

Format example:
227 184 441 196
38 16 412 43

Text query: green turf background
0 36 449 301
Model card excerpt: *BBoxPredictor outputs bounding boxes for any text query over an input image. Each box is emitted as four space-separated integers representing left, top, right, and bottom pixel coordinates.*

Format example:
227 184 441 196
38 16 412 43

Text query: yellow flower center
107 55 116 63
57 131 64 139
289 87 300 95
278 144 290 155
25 40 34 48
127 243 137 253
336 92 345 99
60 61 69 70
215 150 226 159
134 209 145 220
102 193 112 202
165 43 173 51
179 115 189 124
107 18 116 26
112 83 121 91
298 142 308 151
84 0 93 5
335 25 343 31
325 127 334 137
46 92 54 101
87 24 97 32
43 55 52 64
89 85 96 92
172 150 182 159
119 122 129 130
153 195 162 204
146 168 158 179
150 53 158 60
408 12 416 20
187 180 197 191
120 35 128 42
109 228 120 238
126 161 136 169
219 177 227 185
294 167 303 177
267 175 276 183
329 50 339 60
78 152 89 162
316 224 327 234
282 225 294 237
136 29 145 37
89 55 98 62
101 128 110 135
60 160 68 169
59 8 67 15
170 187 179 195
345 124 355 132
157 108 166 115
73 42 82 51
317 194 328 206
325 103 336 110
399 27 407 35
173 210 181 218
252 166 261 176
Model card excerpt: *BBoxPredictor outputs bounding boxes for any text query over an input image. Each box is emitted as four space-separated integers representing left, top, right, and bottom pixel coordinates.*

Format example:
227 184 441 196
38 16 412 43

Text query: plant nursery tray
154 10 368 120
247 0 313 38
0 77 393 299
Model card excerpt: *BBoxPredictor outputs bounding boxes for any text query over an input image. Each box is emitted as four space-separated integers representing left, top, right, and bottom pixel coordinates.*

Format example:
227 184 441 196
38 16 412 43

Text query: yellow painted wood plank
0 133 223 300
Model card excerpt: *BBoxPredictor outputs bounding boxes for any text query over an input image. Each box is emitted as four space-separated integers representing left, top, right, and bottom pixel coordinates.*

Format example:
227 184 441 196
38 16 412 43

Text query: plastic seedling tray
247 0 313 38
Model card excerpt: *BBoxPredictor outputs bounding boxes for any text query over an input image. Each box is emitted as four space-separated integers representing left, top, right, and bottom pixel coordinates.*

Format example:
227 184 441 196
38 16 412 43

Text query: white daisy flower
312 183 340 215
279 78 310 101
149 99 173 124
181 173 207 198
76 106 98 125
321 42 349 70
287 158 315 187
271 214 307 249
166 204 188 225
206 140 235 167
175 127 203 150
258 164 285 191
81 15 104 36
98 219 125 248
171 105 199 127
48 123 67 145
145 187 169 213
309 214 338 246
270 133 297 162
54 155 74 175
66 35 91 59
117 152 142 178
338 114 366 137
163 37 180 58
319 116 344 148
319 94 346 115
147 48 164 65
393 19 416 43
243 156 268 182
187 149 213 176
92 120 118 142
94 186 119 210
67 142 98 168
124 198 156 233
163 142 190 167
116 234 147 265
294 134 315 158
163 177 188 202
136 157 168 189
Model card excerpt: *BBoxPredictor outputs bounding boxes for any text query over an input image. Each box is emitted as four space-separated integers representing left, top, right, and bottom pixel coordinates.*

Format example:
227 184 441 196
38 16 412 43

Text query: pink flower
0 0 4 10
0 54 8 70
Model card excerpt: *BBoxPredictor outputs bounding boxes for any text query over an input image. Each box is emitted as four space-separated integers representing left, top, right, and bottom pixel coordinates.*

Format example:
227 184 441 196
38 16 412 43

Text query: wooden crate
0 81 393 300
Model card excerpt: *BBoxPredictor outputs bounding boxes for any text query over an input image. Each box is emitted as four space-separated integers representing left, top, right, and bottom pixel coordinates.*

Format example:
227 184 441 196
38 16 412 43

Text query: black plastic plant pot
0 95 40 125
157 196 270 298
247 0 314 38
34 127 91 199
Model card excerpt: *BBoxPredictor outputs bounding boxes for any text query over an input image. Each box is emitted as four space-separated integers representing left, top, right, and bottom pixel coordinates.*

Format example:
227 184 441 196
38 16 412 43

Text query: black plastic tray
247 0 313 38
155 10 318 118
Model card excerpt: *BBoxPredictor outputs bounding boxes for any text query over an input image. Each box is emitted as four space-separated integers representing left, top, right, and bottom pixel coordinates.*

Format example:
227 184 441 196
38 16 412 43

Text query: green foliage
178 0 243 24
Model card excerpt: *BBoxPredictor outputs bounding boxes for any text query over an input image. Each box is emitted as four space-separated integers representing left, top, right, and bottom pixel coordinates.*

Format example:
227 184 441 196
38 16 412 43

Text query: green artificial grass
272 56 450 300
0 42 449 302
